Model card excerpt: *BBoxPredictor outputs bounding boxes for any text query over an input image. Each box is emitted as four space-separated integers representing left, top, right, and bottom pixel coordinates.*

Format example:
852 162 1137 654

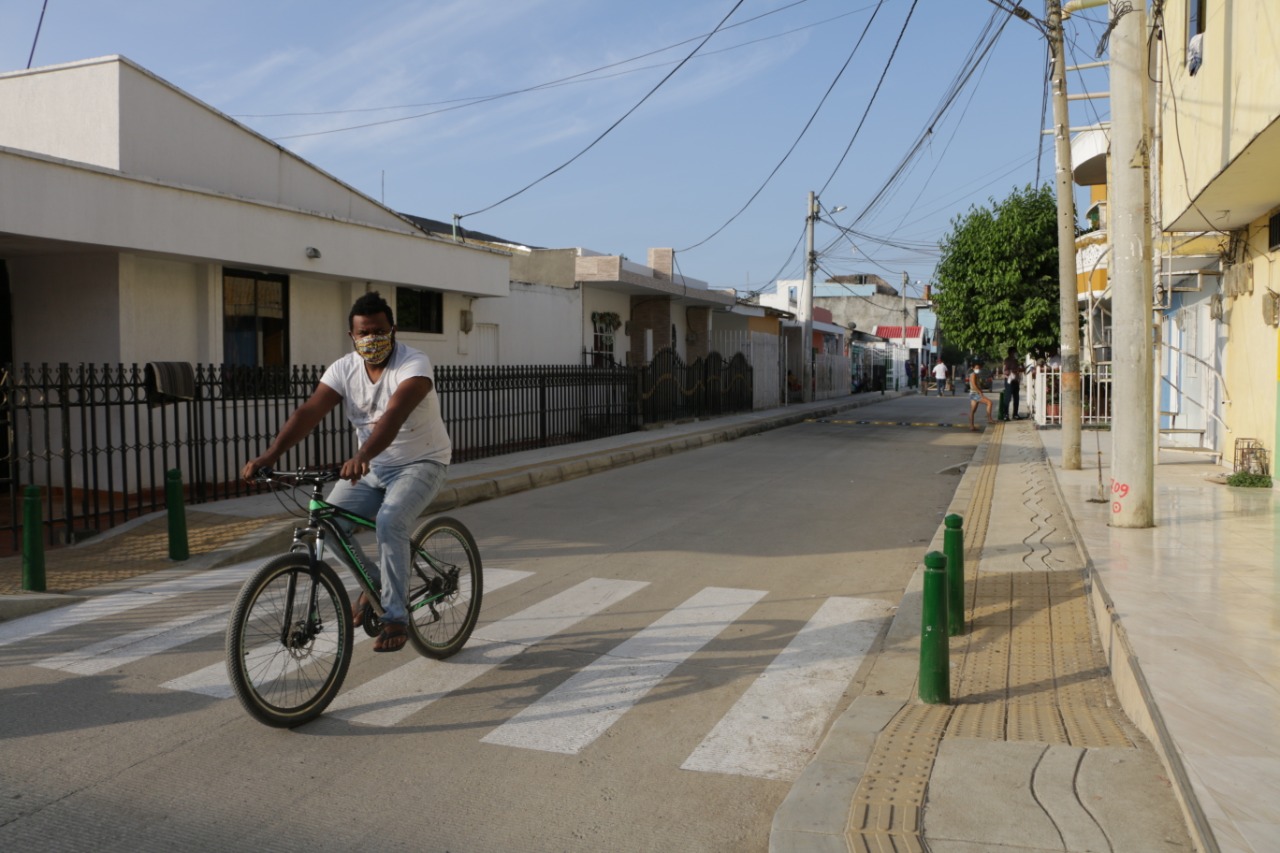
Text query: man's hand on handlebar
242 454 278 483
340 454 370 484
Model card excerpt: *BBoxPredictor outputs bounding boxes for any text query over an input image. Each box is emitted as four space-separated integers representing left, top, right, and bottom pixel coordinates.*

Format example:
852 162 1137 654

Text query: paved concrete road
0 394 980 853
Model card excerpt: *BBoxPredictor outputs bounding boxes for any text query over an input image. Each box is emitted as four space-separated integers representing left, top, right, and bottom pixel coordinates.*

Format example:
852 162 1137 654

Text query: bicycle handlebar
252 466 342 486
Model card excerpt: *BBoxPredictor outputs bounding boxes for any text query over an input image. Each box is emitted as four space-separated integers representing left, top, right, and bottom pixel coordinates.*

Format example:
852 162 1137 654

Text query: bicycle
225 467 483 728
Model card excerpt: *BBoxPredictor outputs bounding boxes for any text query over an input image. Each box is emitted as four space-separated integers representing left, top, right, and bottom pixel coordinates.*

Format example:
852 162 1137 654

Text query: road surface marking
480 586 766 754
329 576 648 726
161 567 531 698
0 560 260 648
35 605 230 674
681 596 893 780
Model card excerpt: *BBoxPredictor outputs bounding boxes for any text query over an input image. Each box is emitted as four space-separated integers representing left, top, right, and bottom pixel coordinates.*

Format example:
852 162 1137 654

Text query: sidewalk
772 419 1276 853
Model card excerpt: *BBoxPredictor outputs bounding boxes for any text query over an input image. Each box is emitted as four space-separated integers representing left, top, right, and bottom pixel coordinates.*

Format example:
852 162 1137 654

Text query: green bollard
919 550 950 705
166 468 189 561
944 514 965 636
22 485 45 592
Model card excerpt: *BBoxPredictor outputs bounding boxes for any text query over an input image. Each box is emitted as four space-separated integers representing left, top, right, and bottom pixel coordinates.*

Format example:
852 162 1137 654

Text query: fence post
944 514 965 636
22 485 45 592
919 550 950 704
166 468 189 561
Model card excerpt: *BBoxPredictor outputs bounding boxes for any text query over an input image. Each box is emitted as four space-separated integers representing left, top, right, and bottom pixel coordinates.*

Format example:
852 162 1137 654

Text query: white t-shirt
320 343 451 467
932 363 948 380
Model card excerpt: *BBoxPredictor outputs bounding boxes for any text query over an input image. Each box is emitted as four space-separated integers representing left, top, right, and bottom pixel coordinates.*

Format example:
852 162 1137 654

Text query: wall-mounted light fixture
305 246 321 259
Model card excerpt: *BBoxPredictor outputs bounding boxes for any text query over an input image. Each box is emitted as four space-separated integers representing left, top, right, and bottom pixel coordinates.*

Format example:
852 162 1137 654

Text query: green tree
932 184 1062 359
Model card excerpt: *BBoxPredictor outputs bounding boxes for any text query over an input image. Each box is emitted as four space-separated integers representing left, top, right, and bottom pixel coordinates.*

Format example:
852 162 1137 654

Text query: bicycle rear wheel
226 554 353 727
406 516 483 659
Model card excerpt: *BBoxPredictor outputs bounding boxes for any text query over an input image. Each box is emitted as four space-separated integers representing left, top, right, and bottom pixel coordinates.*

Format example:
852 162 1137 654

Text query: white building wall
115 62 405 227
288 277 353 367
467 280 583 365
0 58 408 231
119 254 204 364
0 60 121 169
8 253 120 364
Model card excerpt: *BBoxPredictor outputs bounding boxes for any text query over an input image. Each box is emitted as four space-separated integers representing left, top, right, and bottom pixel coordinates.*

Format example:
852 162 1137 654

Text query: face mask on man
354 333 393 364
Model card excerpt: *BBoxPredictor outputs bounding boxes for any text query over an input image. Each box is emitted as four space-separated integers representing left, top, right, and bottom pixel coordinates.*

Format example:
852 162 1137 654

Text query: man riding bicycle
242 291 451 652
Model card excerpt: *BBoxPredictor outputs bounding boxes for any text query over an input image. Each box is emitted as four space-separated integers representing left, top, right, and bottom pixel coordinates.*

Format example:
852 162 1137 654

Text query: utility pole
1108 0 1154 527
802 191 816 403
902 272 910 389
1047 0 1082 469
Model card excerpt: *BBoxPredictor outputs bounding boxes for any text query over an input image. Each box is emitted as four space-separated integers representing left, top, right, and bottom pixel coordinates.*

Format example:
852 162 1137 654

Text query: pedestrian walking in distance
968 360 995 431
932 359 948 397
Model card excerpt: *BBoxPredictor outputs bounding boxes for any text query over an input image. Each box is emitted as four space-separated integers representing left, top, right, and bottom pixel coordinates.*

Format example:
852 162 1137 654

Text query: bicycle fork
294 524 385 621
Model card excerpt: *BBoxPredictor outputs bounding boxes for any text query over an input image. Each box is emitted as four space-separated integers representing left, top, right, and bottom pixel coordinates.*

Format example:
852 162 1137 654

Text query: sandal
373 622 409 653
352 592 374 628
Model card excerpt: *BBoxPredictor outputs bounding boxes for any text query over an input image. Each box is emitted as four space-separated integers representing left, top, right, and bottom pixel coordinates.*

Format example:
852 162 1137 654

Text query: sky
1 0 1113 299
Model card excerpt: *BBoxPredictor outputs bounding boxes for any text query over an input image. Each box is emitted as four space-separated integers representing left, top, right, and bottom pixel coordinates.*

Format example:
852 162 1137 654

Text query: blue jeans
325 460 448 625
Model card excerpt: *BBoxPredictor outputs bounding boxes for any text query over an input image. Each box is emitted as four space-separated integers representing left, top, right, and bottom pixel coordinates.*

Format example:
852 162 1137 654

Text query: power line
246 1 860 122
848 5 1013 228
26 0 49 69
675 0 888 255
816 0 920 197
458 0 748 221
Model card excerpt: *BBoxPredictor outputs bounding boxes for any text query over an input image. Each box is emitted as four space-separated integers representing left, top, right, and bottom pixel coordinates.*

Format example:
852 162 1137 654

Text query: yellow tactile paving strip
0 511 280 594
845 424 1138 852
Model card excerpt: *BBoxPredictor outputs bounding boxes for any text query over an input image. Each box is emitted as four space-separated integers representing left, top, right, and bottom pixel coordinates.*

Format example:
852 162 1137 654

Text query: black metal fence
436 362 638 463
0 351 753 548
0 363 355 549
636 348 753 424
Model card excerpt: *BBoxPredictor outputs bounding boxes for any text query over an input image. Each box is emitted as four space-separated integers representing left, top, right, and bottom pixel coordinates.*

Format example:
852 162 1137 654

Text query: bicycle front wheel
225 554 353 728
407 516 483 659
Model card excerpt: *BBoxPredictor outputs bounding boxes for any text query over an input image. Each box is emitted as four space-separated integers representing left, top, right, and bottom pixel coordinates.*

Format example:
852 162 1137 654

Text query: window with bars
223 269 288 367
396 288 444 333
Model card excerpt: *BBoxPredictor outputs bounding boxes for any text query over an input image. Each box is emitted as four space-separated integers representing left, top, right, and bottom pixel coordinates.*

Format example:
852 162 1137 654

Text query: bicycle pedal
360 605 381 638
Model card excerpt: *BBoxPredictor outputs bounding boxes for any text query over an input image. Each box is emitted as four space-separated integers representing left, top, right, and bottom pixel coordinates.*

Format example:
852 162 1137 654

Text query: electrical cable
1036 39 1050 186
26 0 49 69
816 0 920 198
246 1 866 121
458 0 747 221
847 4 1013 228
675 0 888 255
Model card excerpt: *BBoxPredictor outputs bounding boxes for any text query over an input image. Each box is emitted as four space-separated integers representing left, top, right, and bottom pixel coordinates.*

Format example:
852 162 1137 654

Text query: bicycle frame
283 479 384 618
277 474 463 623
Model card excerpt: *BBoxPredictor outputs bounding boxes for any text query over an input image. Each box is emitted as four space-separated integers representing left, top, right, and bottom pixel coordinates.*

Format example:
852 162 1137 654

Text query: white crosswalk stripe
9 563 893 780
329 576 647 726
35 605 230 675
159 567 531 697
680 596 893 780
0 560 261 648
480 586 766 754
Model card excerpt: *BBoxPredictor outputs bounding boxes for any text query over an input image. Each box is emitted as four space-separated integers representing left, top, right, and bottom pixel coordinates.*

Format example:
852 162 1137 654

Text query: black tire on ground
406 516 483 659
225 554 353 728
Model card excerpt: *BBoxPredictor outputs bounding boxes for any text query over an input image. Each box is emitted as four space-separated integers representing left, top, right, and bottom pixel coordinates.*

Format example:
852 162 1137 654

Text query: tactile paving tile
945 701 1006 739
847 704 954 848
1006 703 1069 743
936 432 1145 761
1061 704 1137 748
846 828 927 853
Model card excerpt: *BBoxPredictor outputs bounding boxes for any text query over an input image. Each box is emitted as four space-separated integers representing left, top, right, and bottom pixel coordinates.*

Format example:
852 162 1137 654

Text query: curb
1041 446 1218 853
769 423 995 851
